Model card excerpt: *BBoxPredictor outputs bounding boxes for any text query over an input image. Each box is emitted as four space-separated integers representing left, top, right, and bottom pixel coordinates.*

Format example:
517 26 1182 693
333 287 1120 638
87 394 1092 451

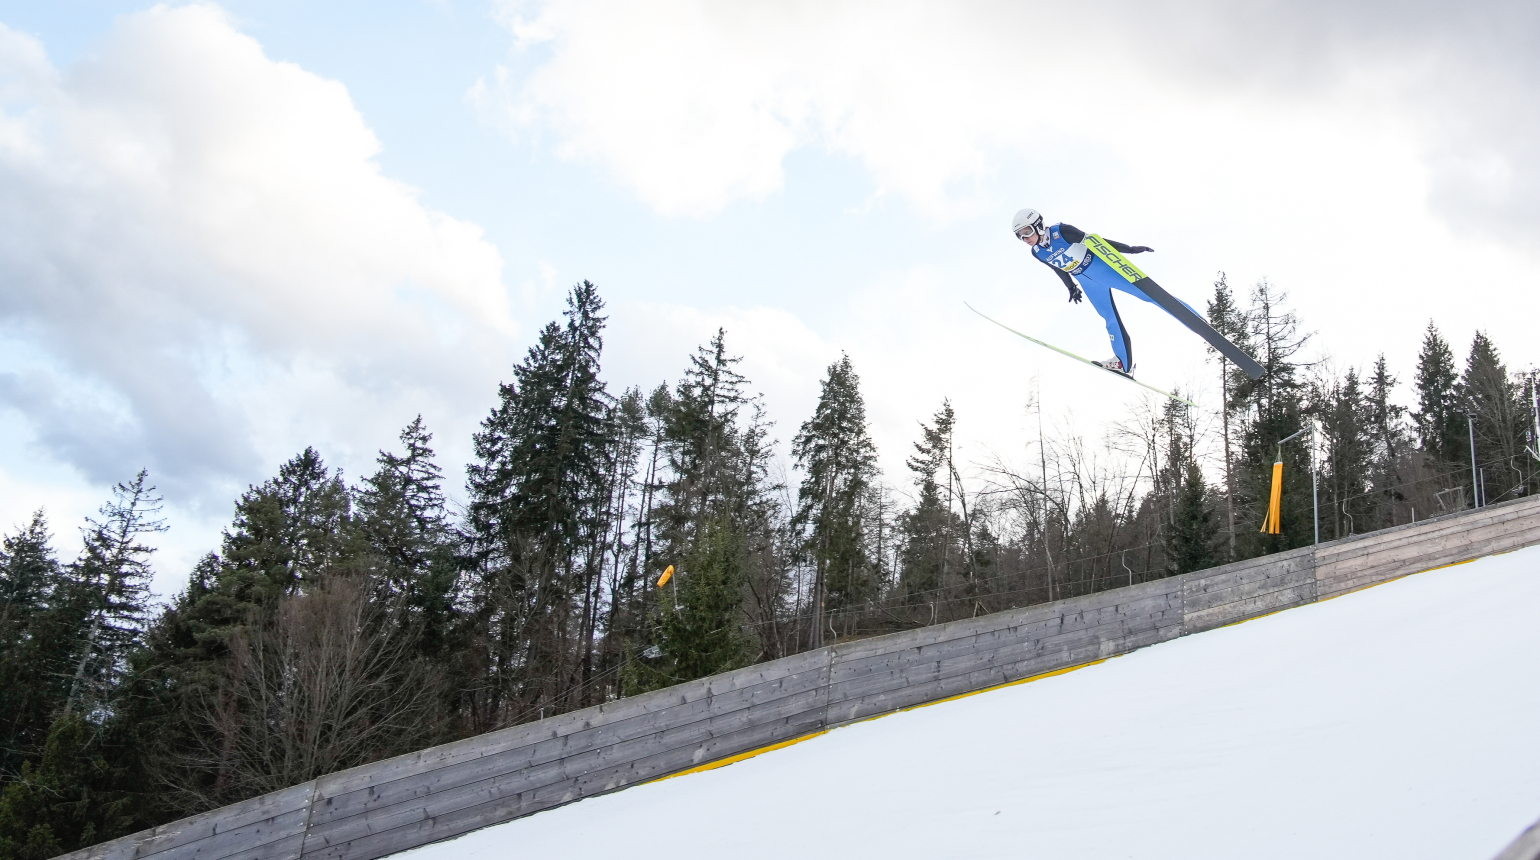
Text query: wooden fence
59 495 1540 860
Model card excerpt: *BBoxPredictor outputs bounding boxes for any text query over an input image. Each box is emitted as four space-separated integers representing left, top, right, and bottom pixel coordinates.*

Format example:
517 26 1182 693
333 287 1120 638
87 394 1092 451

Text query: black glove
1068 285 1084 303
1125 245 1153 253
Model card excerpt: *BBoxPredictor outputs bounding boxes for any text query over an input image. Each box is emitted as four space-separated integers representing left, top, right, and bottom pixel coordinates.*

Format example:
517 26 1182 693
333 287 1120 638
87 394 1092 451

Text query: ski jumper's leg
1076 265 1134 371
1112 279 1201 316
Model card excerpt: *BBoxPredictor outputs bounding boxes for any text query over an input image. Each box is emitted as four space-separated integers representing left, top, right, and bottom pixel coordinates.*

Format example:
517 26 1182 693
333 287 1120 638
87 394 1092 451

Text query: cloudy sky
2 0 1537 594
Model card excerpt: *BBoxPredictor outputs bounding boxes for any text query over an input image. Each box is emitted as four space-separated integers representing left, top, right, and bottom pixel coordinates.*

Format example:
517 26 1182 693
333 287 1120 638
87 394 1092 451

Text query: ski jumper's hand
1124 245 1153 253
1068 284 1084 303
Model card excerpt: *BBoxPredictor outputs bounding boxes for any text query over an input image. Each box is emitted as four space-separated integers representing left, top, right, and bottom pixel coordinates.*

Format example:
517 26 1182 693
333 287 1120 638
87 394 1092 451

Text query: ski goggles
1015 225 1041 241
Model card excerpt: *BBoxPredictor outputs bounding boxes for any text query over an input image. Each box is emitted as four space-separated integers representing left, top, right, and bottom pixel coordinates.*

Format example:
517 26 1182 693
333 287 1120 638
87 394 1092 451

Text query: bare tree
179 574 442 804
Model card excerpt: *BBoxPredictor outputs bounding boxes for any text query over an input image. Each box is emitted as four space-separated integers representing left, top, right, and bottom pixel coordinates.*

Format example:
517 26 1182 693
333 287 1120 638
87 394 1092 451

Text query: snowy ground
398 547 1540 860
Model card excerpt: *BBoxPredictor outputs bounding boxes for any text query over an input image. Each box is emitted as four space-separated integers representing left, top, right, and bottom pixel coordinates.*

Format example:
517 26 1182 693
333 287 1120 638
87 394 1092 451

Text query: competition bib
1046 242 1090 275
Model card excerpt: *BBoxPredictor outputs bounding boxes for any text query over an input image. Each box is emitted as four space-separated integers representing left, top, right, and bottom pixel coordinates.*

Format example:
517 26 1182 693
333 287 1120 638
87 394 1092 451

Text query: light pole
1529 371 1540 461
1463 410 1480 508
1308 420 1319 544
1277 426 1316 543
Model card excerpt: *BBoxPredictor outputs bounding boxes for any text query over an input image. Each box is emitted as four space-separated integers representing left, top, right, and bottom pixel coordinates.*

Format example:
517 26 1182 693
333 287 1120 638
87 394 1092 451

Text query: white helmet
1012 208 1044 239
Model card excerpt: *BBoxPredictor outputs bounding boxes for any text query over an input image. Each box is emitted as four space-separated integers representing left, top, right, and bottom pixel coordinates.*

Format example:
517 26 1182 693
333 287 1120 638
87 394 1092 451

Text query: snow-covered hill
398 547 1540 860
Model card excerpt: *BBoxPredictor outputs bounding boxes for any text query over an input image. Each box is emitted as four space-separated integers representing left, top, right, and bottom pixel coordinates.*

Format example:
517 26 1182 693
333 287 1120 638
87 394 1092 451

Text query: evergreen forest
3 277 1536 857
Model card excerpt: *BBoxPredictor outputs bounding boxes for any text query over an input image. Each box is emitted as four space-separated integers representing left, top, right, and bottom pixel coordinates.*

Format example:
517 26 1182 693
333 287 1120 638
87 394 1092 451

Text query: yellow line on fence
649 658 1107 784
650 731 832 783
1317 556 1478 603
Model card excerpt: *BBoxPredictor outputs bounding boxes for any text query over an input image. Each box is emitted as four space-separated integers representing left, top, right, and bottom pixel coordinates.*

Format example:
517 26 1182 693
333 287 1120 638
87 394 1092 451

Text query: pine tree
221 449 353 601
1234 280 1313 555
0 513 72 780
0 477 166 856
124 453 358 815
465 281 612 723
1206 272 1251 560
65 471 167 715
631 332 787 690
1315 367 1373 539
0 713 138 859
900 401 963 599
1165 458 1218 575
1366 355 1411 528
650 517 753 684
353 416 459 655
1460 331 1526 505
1412 321 1463 468
654 329 751 549
792 355 879 646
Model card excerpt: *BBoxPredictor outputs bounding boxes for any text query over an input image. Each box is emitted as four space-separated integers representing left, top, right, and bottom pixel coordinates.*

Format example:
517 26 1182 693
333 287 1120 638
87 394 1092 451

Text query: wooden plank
1315 527 1540 600
826 603 1060 661
1316 503 1538 565
306 685 831 845
57 783 316 860
831 575 1182 662
1182 562 1316 619
51 839 140 860
826 615 1182 712
310 677 830 829
312 650 831 802
1182 583 1317 634
1177 551 1308 594
193 832 306 860
828 589 1181 688
302 706 833 860
1317 515 1535 574
143 807 310 860
1316 516 1540 595
1182 571 1314 617
826 626 1175 725
1182 567 1318 613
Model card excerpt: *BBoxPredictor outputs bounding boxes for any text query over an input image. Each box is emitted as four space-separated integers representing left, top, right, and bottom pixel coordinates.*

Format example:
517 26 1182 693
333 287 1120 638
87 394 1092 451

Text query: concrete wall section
59 495 1540 860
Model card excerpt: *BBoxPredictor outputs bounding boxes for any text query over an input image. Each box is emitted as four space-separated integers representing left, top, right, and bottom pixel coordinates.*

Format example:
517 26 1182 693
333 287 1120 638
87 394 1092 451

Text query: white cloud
474 0 1540 446
480 0 1540 245
0 5 519 583
477 1 1110 219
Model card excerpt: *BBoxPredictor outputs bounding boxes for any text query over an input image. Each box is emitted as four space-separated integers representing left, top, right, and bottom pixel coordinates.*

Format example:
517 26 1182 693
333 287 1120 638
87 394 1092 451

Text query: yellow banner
1259 461 1283 535
1085 234 1147 283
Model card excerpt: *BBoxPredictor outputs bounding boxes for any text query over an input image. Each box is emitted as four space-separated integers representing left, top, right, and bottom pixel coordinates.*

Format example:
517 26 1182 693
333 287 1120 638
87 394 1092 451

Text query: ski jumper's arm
1059 223 1152 254
1038 259 1084 303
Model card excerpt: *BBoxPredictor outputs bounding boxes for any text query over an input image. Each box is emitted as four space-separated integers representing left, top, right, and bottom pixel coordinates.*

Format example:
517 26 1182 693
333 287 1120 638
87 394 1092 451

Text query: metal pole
1466 412 1480 508
1312 461 1320 544
1530 371 1540 459
1276 427 1308 541
1307 418 1319 545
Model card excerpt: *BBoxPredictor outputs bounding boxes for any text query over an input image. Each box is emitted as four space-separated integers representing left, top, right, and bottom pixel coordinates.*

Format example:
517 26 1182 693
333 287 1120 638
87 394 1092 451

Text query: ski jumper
1032 223 1189 374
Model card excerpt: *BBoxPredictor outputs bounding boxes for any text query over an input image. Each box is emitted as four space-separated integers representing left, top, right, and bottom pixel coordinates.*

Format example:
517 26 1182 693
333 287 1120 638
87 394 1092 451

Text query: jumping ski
965 302 1198 407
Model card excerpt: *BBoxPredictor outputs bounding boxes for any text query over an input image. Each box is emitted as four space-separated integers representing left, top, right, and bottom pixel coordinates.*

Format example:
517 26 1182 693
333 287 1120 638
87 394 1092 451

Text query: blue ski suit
1031 223 1180 374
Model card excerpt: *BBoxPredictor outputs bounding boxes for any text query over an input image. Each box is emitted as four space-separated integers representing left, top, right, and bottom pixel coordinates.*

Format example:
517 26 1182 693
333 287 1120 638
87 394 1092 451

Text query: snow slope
398 547 1540 860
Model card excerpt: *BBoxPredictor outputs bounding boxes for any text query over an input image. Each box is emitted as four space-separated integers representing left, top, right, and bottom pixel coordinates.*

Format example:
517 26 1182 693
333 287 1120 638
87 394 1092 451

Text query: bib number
1047 242 1090 275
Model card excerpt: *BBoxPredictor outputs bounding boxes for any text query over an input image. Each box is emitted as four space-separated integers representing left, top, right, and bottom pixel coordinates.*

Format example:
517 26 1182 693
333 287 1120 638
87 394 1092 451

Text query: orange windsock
1259 461 1284 535
656 565 674 588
